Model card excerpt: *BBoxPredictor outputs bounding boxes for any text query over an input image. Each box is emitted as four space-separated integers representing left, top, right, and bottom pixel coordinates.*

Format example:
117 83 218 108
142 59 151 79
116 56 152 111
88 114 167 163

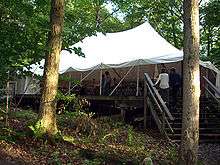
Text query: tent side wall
59 61 218 97
59 62 183 93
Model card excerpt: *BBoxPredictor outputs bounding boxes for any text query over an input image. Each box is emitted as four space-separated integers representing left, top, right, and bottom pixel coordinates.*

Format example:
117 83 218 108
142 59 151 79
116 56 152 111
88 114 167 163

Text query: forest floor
0 109 178 165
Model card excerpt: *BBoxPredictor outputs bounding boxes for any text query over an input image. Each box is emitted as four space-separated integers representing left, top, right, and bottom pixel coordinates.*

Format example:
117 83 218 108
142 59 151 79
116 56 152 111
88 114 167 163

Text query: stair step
171 139 220 143
169 122 220 125
166 127 220 131
172 117 219 121
168 133 220 138
150 96 220 143
171 112 220 116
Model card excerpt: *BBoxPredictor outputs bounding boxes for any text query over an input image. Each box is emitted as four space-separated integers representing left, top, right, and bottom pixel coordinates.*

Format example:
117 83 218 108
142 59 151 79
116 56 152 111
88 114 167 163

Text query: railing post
144 80 147 129
162 111 165 131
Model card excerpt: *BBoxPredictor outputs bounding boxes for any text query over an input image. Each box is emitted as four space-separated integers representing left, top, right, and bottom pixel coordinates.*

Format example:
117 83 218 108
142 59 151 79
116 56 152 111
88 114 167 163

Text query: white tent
26 21 219 96
60 21 183 72
30 21 219 75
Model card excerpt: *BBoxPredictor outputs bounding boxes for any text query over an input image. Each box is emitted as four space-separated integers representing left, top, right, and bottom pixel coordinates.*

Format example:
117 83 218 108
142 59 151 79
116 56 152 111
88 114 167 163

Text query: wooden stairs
165 97 220 143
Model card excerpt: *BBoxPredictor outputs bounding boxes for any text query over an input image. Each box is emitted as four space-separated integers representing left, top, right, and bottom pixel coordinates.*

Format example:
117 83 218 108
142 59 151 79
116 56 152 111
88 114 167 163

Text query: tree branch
97 8 120 28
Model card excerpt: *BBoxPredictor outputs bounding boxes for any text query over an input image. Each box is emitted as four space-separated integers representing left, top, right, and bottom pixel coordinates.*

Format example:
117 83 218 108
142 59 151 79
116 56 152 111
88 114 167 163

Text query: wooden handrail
144 73 174 121
205 87 220 104
203 76 220 97
146 83 174 133
147 98 170 139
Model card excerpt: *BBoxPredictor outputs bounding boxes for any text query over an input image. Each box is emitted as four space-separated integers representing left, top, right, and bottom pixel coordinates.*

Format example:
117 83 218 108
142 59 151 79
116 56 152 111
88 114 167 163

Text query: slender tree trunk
38 0 64 136
179 0 200 164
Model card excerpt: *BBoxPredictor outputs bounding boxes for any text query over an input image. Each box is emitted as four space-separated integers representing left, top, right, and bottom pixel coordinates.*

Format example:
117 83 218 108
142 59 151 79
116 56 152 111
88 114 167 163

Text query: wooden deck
81 95 143 101
15 94 143 101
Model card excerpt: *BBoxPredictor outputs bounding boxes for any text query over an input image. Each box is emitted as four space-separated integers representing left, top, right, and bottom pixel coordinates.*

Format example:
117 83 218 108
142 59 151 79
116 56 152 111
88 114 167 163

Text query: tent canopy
30 21 219 75
61 21 183 72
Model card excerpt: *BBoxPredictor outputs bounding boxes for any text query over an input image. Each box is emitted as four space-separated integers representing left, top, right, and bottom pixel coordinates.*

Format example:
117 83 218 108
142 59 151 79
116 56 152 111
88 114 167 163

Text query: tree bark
38 0 64 136
179 0 200 164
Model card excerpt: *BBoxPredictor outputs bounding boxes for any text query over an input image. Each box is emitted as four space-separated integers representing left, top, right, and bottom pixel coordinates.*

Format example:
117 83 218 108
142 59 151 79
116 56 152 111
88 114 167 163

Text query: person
161 63 168 73
101 74 105 95
103 71 111 95
169 67 181 110
154 68 169 104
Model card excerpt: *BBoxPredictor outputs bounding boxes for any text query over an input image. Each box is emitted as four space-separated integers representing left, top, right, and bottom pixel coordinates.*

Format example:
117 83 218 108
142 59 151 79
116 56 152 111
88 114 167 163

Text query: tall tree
179 0 200 164
38 0 64 136
0 0 125 87
0 0 48 86
200 0 220 67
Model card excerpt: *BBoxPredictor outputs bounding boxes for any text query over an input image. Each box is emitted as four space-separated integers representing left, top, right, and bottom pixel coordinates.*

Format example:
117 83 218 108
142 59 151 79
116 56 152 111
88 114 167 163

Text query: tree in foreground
37 0 64 137
179 0 200 164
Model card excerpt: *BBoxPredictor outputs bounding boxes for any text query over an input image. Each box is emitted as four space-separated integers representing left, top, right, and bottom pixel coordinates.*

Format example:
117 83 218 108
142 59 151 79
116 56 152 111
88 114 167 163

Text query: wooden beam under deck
15 94 143 101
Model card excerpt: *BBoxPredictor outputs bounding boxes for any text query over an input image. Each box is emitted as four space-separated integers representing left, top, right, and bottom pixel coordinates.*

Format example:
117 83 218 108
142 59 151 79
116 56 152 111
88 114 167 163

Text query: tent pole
99 69 102 95
24 76 28 93
154 64 159 82
109 64 135 96
68 73 71 94
111 68 122 79
80 72 83 81
136 65 140 96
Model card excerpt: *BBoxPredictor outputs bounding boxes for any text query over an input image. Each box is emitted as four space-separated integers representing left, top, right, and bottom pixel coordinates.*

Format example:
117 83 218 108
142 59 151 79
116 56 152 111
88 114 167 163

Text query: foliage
56 90 88 114
28 120 45 138
58 75 80 85
48 151 63 165
127 125 134 146
58 110 97 137
200 0 220 67
112 0 219 68
0 0 126 86
0 0 48 85
56 90 77 104
1 0 219 85
10 109 38 121
0 108 178 164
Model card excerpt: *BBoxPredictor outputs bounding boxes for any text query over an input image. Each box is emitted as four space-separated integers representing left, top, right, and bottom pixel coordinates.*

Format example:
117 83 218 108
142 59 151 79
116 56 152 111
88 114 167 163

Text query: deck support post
144 79 147 129
120 108 125 121
68 73 71 94
80 73 83 81
136 65 140 96
99 69 102 95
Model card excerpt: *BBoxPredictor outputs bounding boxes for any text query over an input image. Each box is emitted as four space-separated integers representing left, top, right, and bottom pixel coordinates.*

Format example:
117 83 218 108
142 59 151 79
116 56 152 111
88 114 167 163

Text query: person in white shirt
154 68 169 104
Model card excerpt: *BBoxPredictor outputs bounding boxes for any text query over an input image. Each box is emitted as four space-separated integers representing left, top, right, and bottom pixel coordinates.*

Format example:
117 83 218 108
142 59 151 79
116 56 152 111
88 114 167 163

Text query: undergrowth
0 108 178 164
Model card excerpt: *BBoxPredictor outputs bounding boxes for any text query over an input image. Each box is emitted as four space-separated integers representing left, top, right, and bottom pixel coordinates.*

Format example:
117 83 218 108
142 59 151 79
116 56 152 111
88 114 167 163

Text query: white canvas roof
61 21 183 72
29 21 219 76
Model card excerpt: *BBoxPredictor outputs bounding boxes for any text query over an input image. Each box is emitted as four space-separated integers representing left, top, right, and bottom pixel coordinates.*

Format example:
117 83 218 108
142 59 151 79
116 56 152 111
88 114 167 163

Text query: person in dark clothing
169 67 181 110
101 74 105 95
103 71 111 95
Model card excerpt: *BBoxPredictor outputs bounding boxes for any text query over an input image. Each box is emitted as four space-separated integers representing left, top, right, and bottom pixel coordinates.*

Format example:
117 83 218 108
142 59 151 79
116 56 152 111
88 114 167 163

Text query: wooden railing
203 76 220 104
144 73 174 139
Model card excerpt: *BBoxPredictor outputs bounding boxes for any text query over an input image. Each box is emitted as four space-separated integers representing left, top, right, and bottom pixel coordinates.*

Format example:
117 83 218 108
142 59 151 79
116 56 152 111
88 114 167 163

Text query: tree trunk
38 0 64 136
179 0 200 164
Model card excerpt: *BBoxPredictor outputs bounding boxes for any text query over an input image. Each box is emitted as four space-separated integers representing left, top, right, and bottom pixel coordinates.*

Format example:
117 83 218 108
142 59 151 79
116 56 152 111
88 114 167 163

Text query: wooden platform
81 95 143 101
14 94 144 110
15 94 143 101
